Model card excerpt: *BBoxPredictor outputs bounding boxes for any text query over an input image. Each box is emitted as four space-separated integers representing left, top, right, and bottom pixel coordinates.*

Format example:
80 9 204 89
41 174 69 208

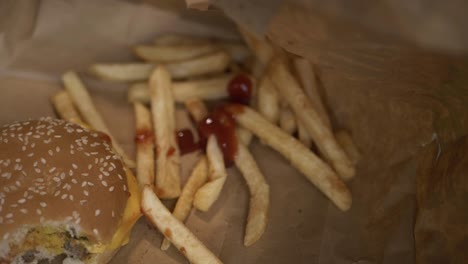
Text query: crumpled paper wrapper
1 0 467 263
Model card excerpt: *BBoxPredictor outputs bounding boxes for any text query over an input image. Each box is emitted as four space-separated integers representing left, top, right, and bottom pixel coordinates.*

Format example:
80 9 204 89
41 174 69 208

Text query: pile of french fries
50 30 360 264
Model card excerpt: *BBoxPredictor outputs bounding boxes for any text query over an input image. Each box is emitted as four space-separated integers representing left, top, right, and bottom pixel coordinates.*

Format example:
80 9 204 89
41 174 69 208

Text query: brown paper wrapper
1 0 467 263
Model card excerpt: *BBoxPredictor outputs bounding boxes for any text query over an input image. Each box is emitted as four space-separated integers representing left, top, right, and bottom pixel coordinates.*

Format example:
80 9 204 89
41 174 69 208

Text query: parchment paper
1 0 467 263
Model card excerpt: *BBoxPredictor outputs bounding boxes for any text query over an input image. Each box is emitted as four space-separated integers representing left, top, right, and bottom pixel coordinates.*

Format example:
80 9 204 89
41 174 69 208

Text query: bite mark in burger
0 118 141 264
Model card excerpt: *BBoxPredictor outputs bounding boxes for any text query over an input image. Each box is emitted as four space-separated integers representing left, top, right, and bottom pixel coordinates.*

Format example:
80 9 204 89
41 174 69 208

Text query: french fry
90 51 230 82
166 51 230 80
134 44 220 63
154 34 211 45
141 186 222 264
293 58 332 129
224 105 351 211
161 156 209 250
193 135 227 211
234 142 270 246
269 59 355 181
149 66 181 199
238 27 274 77
335 130 361 165
297 119 312 148
236 128 253 146
90 63 154 82
257 75 280 124
184 98 209 123
279 105 297 135
128 74 232 104
62 71 136 168
221 43 251 63
153 34 250 63
50 90 85 125
134 102 155 188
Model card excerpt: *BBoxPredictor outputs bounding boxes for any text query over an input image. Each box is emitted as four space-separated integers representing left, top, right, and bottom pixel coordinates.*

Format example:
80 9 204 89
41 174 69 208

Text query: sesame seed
75 218 81 224
41 158 46 164
95 209 101 216
31 143 36 148
54 190 61 197
81 173 89 177
79 200 87 205
18 199 26 204
10 203 17 208
34 168 41 173
84 190 89 196
88 164 93 170
69 170 73 176
21 146 26 151
6 213 13 218
118 174 123 180
88 182 94 186
71 179 78 184
33 161 38 167
36 209 42 215
56 146 60 152
53 177 60 183
102 181 108 187
61 194 68 199
20 209 28 214
48 150 53 156
40 202 47 207
72 164 78 169
103 171 109 176
93 229 99 235
69 195 74 201
15 158 20 162
27 153 34 157
60 172 66 179
81 182 87 187
123 185 127 191
109 186 115 192
111 211 115 217
49 167 56 173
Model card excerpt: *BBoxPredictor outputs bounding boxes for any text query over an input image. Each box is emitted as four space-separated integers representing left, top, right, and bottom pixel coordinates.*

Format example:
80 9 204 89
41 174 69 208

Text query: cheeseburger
0 118 140 264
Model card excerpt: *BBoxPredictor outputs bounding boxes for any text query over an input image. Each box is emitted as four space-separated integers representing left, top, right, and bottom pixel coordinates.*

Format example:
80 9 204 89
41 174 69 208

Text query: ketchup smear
134 129 153 144
176 129 200 155
198 106 238 167
227 74 252 105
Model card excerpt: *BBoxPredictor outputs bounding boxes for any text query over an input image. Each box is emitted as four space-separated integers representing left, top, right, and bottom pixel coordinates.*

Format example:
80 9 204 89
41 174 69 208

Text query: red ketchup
227 74 252 105
198 106 238 167
176 129 200 155
134 129 153 144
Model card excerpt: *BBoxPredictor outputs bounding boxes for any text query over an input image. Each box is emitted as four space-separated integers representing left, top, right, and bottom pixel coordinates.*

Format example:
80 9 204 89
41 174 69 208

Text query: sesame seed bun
0 118 130 263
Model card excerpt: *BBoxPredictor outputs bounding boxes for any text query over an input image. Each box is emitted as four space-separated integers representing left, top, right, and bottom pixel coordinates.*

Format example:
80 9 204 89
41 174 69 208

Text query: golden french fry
149 66 181 199
62 71 136 168
193 135 227 211
134 102 155 188
90 52 230 82
257 76 280 124
234 142 270 246
224 105 351 211
222 43 251 63
153 34 250 63
269 59 355 181
161 156 209 250
236 128 253 146
238 27 274 77
134 44 220 63
279 106 297 135
293 58 331 129
335 130 361 165
50 90 85 125
166 51 230 79
141 186 222 264
184 98 209 123
128 74 232 104
90 63 154 82
297 119 312 148
154 34 210 45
